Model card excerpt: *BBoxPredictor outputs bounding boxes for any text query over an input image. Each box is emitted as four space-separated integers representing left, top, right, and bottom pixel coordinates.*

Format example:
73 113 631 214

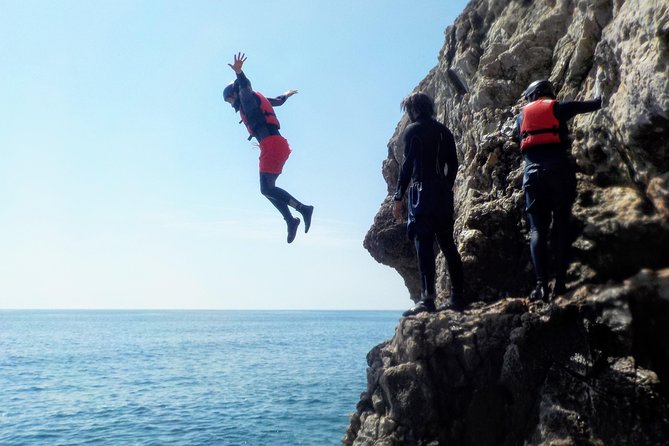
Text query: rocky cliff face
350 0 669 444
344 270 669 445
364 0 669 302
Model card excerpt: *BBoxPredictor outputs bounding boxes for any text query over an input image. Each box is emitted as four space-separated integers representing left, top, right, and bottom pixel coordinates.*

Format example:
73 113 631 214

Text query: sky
0 0 470 310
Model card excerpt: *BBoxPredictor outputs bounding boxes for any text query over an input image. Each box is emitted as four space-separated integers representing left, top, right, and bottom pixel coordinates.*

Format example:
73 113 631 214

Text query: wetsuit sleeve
394 127 418 201
512 113 523 144
235 71 267 133
235 70 255 110
235 70 252 90
442 127 458 188
268 95 288 106
554 98 602 121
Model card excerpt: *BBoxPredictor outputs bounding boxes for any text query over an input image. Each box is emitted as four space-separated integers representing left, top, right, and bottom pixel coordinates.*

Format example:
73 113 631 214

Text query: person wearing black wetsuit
223 52 313 244
513 79 602 300
393 92 466 317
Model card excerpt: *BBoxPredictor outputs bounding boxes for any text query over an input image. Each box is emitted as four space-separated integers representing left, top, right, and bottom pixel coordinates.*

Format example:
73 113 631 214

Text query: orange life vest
520 99 561 150
239 92 280 137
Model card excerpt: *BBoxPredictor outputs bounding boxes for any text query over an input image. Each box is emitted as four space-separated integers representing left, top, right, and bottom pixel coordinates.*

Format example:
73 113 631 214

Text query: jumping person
513 79 602 301
393 92 466 317
223 52 313 243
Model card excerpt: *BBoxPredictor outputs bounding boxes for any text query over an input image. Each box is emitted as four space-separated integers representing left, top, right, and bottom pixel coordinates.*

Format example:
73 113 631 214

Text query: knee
260 182 274 196
527 212 547 234
529 226 545 243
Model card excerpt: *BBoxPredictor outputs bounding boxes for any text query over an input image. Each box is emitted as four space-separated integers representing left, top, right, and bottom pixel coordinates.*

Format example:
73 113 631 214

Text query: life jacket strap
521 127 559 139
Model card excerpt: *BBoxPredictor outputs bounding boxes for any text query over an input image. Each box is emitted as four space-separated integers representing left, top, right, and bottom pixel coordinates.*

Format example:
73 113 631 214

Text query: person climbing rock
513 78 602 301
393 92 466 317
223 52 313 243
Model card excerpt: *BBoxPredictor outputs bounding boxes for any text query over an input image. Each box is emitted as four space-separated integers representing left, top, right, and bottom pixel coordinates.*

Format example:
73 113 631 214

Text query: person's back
399 116 458 218
513 80 602 169
405 118 455 181
393 92 465 317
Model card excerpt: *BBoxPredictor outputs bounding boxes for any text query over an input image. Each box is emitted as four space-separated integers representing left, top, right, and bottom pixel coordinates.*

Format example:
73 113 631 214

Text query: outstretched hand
228 52 247 74
283 89 299 97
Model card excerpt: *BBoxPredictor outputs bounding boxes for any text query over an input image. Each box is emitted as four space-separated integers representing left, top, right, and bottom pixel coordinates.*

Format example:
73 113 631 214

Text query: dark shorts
522 164 576 214
259 135 291 174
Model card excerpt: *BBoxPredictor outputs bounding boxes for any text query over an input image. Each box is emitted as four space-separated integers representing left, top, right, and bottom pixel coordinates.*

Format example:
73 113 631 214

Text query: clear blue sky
0 0 469 310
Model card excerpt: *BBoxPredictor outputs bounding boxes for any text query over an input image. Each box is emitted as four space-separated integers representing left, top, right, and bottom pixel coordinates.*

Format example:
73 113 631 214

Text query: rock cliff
349 0 669 444
344 270 669 445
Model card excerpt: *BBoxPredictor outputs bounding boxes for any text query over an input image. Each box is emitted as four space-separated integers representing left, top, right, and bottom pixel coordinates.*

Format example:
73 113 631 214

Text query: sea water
0 310 399 446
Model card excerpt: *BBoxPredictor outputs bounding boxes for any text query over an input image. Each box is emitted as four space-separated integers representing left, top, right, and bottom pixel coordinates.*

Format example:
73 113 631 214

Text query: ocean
0 310 399 446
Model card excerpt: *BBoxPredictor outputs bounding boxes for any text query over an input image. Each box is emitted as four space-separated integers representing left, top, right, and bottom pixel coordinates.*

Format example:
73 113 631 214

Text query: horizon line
0 307 404 312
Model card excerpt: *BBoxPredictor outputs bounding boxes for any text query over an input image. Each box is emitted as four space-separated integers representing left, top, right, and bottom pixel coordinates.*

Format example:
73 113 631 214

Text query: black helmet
223 81 238 100
523 79 555 102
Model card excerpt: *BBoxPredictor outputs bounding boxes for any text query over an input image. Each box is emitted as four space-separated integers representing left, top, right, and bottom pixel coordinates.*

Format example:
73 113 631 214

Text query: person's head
522 79 556 102
223 81 239 108
402 92 435 122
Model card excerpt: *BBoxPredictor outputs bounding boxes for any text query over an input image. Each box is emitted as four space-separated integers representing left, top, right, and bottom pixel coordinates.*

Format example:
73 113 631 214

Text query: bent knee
260 184 275 196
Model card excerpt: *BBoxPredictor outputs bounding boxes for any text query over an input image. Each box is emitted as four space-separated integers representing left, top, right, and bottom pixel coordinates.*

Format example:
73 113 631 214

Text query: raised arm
554 98 602 121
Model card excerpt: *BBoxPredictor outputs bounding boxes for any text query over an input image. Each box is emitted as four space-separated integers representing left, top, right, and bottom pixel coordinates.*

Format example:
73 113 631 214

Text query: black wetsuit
513 98 602 288
394 117 464 300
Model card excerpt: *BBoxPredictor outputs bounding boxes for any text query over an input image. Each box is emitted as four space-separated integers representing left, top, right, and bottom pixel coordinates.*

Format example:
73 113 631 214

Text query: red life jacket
239 92 280 137
520 99 561 151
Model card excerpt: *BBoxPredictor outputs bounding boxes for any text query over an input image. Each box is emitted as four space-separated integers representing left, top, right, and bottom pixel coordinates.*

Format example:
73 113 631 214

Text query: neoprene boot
402 299 436 317
300 205 314 233
287 217 300 243
439 289 467 312
553 280 567 297
529 281 549 302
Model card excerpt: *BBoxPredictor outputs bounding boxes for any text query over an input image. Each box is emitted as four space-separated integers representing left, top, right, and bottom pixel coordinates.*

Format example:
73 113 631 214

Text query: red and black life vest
239 92 280 137
520 99 561 151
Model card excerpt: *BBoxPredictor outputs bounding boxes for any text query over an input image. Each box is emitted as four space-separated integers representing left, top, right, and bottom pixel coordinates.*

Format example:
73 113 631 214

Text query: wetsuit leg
259 173 295 221
551 206 570 286
527 205 551 283
524 165 551 283
434 214 464 293
414 217 437 297
549 168 576 287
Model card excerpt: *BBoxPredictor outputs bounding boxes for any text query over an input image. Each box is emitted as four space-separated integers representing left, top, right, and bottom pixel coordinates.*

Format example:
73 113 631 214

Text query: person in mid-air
513 79 602 301
223 52 313 243
393 92 466 317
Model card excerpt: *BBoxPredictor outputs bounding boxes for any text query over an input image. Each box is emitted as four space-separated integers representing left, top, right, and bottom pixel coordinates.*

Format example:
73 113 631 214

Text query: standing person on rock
223 52 314 243
513 78 602 301
393 92 466 317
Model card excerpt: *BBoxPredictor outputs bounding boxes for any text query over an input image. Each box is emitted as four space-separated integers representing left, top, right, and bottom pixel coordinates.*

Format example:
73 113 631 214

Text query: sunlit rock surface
352 0 669 444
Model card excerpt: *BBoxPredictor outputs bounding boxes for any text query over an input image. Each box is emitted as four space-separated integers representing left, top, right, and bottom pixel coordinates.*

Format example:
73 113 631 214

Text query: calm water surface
0 310 399 445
